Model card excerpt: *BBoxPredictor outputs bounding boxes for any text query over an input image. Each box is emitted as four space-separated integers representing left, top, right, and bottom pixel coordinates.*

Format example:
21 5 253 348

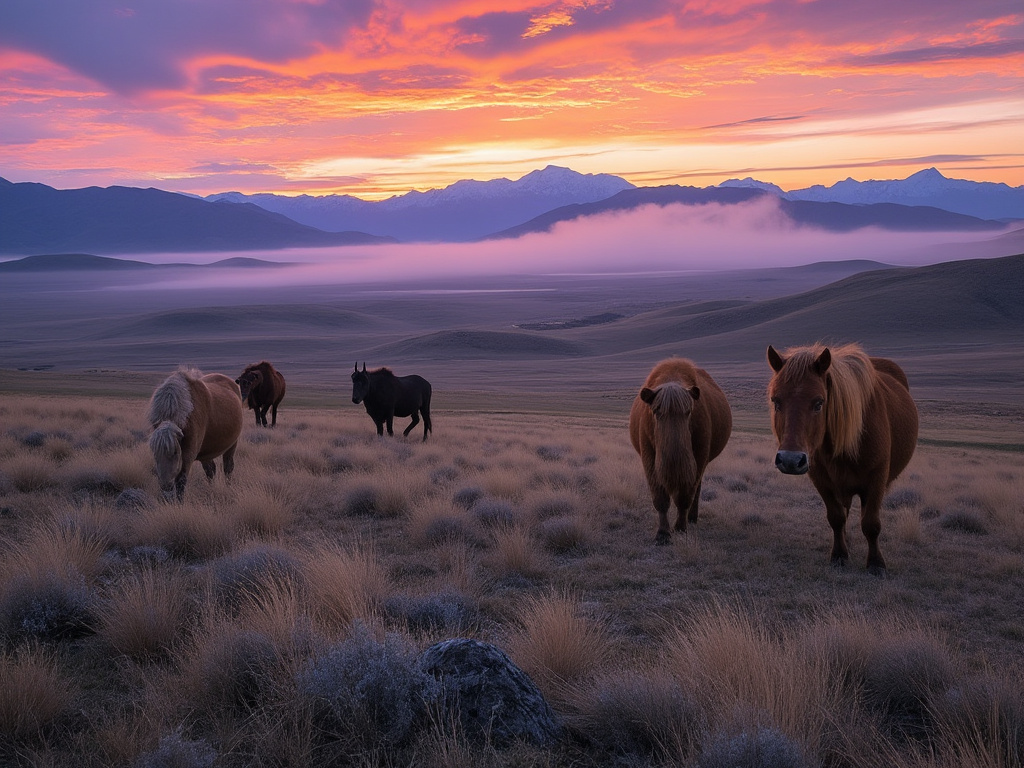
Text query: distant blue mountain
0 177 392 255
207 165 636 242
721 168 1024 221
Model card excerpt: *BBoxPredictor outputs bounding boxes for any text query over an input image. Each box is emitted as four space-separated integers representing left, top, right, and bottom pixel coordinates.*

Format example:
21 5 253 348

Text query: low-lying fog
114 199 1010 289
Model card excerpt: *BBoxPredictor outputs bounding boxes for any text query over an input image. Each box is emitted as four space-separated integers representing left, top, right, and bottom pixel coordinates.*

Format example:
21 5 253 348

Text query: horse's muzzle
775 451 809 475
351 396 361 404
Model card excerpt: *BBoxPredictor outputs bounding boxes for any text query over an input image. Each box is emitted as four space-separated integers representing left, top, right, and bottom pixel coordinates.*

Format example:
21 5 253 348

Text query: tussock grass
0 644 75 740
1 392 1023 767
98 567 190 659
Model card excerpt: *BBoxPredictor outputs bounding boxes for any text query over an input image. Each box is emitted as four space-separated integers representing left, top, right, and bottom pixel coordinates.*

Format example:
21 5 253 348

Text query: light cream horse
148 367 243 501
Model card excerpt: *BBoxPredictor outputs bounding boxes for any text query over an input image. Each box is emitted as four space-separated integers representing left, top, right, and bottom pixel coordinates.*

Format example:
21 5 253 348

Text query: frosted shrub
133 730 217 768
0 571 94 645
696 726 810 768
297 624 437 748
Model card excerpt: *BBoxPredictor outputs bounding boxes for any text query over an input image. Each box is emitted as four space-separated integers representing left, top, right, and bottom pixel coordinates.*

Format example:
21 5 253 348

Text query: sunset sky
1 0 1022 199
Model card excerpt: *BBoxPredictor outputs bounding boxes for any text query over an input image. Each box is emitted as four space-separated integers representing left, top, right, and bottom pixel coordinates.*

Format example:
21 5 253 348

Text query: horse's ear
814 348 832 376
767 345 786 372
640 387 657 405
689 386 701 401
362 362 366 372
354 362 358 372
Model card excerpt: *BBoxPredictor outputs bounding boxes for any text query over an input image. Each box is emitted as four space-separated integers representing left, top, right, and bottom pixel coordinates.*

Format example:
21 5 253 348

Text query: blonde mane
147 367 199 429
777 343 877 458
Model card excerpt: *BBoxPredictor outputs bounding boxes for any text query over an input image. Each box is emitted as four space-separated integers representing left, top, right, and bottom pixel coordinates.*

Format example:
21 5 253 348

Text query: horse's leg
222 443 237 483
386 412 395 437
860 487 887 575
202 460 217 480
822 493 851 566
374 418 385 437
652 484 673 545
673 489 695 533
259 405 271 427
422 404 432 440
686 479 703 524
270 403 278 427
403 411 420 437
173 470 189 502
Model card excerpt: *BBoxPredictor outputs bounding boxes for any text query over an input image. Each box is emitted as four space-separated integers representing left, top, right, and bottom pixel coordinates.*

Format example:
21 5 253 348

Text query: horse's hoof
655 532 671 546
866 563 888 578
830 557 847 569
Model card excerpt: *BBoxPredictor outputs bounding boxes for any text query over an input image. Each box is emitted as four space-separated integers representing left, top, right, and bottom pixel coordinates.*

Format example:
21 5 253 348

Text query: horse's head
767 344 831 475
640 381 700 488
235 369 263 400
351 362 369 404
149 421 184 500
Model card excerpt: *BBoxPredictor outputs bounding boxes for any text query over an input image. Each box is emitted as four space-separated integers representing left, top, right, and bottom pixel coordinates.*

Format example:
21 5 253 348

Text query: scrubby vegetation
0 392 1022 767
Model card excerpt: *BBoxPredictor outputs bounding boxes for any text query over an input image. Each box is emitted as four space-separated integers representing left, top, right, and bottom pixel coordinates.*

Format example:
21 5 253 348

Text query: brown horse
629 358 733 544
236 361 286 427
766 343 918 573
148 367 244 501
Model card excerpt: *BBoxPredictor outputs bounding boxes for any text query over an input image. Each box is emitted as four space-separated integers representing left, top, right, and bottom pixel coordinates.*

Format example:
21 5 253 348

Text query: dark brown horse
148 367 244 501
236 361 286 427
351 363 432 441
629 358 733 544
767 343 918 573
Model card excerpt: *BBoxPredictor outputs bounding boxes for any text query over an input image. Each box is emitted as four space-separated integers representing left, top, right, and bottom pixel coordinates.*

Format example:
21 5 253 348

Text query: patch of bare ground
1 391 1022 767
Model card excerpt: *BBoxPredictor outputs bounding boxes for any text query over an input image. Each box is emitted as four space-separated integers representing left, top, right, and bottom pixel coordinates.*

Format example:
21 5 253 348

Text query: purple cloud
843 40 1024 67
0 0 378 95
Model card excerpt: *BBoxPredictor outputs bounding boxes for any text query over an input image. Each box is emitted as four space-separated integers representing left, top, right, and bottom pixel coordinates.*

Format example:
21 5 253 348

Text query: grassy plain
1 254 1023 766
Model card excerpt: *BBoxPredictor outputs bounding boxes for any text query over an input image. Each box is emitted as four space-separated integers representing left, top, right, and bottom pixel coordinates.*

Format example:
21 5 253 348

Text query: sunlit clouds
1 0 1021 196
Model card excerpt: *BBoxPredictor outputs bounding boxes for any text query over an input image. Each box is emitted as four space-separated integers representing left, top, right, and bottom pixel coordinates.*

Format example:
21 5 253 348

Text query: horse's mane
243 361 274 375
651 382 695 417
371 367 395 377
775 343 877 458
148 421 183 460
147 367 198 429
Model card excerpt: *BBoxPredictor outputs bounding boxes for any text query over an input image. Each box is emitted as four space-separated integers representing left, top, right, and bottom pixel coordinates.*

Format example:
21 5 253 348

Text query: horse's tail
149 421 183 461
148 368 197 428
422 382 432 436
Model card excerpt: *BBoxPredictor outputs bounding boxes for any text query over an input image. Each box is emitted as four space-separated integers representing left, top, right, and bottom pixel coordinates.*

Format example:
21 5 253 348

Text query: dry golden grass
0 645 75 740
1 390 1022 767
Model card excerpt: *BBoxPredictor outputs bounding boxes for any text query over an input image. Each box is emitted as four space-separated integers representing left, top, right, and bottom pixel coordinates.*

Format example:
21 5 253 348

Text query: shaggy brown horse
629 358 733 544
148 367 244 501
767 343 918 573
235 361 286 427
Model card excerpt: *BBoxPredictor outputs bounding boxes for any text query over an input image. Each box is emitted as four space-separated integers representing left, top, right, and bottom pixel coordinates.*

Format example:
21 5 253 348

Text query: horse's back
196 374 243 455
872 363 918 482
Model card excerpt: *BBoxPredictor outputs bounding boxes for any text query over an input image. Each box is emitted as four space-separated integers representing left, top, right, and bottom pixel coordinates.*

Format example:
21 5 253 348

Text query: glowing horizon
1 1 1022 199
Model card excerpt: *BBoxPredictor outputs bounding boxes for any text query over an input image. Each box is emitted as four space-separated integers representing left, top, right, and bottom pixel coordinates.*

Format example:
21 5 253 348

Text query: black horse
351 363 433 441
235 361 286 427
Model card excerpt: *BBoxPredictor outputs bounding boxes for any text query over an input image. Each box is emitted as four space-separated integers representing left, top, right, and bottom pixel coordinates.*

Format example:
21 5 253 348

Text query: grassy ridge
1 392 1022 766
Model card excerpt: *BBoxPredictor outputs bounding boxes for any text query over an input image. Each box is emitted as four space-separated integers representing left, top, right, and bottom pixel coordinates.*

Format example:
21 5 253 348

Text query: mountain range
1 166 1020 255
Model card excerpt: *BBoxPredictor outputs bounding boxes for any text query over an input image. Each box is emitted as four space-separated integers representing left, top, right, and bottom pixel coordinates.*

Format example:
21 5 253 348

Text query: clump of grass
452 486 484 510
208 543 302 609
885 487 923 509
6 454 56 492
0 645 76 741
227 482 293 535
570 668 702 762
536 444 569 462
97 568 190 659
185 624 282 715
471 498 518 528
486 525 548 581
303 544 391 629
343 479 408 518
296 623 436 749
133 500 235 560
408 500 477 547
430 466 459 485
538 516 590 554
940 509 988 535
505 591 611 698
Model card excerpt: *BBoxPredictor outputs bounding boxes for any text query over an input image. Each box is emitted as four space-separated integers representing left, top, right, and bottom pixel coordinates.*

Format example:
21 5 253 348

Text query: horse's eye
812 399 824 413
771 398 781 412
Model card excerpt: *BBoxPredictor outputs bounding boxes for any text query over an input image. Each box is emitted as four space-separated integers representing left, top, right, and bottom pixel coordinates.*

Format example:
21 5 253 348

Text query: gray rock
418 638 561 748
